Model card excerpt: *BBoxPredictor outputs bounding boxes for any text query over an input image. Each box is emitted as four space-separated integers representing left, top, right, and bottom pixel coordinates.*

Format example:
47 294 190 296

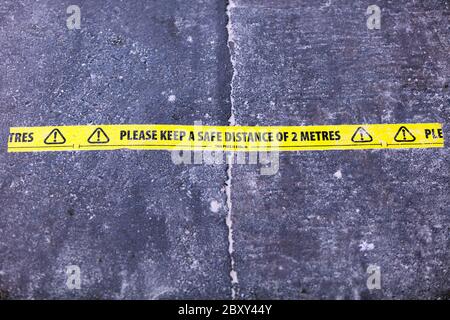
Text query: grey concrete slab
1 0 449 300
0 0 232 298
228 0 449 299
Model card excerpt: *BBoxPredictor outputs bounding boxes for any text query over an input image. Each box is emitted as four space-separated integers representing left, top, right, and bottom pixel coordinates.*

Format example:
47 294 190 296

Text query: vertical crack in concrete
225 0 239 299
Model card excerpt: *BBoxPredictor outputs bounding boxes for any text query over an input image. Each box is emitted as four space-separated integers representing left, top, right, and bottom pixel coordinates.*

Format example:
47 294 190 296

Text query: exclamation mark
97 129 101 142
54 131 57 143
402 128 406 141
360 132 364 141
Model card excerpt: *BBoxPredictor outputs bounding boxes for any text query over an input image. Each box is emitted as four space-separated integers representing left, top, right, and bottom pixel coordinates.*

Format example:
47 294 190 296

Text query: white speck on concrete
187 36 193 43
333 169 342 179
359 241 375 251
210 200 221 213
168 95 176 102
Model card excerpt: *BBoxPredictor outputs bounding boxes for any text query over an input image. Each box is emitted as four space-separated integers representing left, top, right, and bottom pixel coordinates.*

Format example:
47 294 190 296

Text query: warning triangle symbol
351 127 373 143
44 128 66 145
394 126 416 142
88 127 110 144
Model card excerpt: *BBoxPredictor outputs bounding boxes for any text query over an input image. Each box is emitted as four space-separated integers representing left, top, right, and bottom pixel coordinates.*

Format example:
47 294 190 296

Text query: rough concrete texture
228 0 449 299
0 0 448 300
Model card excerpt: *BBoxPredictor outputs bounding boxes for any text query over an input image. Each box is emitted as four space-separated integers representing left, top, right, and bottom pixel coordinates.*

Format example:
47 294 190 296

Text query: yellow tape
7 123 444 152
